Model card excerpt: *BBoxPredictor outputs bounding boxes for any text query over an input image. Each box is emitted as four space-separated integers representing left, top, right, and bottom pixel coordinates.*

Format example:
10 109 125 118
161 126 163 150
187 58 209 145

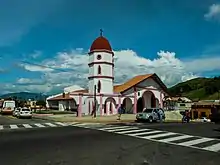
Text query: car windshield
143 109 153 113
21 108 30 111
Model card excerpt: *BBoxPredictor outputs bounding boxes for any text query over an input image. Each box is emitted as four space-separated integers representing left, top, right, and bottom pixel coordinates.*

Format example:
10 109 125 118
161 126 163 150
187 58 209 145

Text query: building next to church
46 31 169 117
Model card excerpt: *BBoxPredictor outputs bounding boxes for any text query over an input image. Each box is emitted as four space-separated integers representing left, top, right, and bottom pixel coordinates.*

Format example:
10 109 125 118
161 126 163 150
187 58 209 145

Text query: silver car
17 107 32 119
13 108 21 117
136 108 165 123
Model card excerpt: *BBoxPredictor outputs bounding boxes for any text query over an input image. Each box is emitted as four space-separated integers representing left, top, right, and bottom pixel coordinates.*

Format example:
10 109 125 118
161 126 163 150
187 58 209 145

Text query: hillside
0 92 48 101
168 76 220 101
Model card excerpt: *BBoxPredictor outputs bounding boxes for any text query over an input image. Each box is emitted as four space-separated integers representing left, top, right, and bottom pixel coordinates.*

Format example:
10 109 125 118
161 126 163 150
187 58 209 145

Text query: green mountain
0 92 48 101
168 76 220 101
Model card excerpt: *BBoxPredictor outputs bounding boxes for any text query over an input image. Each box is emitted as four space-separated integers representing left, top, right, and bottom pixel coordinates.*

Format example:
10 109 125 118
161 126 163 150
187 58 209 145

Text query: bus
0 100 16 115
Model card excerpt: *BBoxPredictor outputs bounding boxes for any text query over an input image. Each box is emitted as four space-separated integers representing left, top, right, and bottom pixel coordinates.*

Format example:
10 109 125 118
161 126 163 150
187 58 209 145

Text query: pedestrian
158 109 163 122
117 106 122 120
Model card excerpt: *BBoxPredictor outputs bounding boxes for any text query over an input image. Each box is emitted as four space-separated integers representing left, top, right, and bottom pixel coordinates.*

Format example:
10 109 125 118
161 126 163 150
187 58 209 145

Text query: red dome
90 36 112 52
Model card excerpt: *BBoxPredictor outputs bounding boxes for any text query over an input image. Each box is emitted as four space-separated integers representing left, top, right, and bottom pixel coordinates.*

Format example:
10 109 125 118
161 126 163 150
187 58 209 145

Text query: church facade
46 32 169 117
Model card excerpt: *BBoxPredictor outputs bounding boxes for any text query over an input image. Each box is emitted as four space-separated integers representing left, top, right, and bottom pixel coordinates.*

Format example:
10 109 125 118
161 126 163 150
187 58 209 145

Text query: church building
46 31 169 117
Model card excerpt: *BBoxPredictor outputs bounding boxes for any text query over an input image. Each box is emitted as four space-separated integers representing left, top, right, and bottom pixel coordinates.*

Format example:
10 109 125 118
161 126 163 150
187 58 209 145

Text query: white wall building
46 31 169 117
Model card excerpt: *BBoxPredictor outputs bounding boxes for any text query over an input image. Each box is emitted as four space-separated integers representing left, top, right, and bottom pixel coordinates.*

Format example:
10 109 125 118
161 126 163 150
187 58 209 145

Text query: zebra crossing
72 123 220 153
0 122 70 131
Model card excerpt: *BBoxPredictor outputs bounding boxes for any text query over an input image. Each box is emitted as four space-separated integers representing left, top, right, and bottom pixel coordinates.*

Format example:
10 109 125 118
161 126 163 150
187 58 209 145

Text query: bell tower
88 30 114 94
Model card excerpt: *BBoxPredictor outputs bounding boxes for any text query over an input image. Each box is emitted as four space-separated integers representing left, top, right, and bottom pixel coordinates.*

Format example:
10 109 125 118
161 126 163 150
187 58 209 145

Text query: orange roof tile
48 73 168 101
114 74 153 93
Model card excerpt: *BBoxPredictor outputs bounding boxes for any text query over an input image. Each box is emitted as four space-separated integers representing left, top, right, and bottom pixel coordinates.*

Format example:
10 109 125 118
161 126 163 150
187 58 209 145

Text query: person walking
117 106 123 120
158 109 163 122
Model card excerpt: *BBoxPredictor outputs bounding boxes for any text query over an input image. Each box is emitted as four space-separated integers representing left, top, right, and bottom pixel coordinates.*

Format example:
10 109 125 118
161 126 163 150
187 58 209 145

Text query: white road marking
118 128 151 134
55 122 68 126
22 124 32 128
70 124 220 153
130 130 163 136
0 125 3 130
69 122 80 125
178 138 213 146
158 135 193 143
202 143 220 152
10 125 18 129
105 127 138 132
44 123 57 127
99 126 133 130
142 132 177 139
35 123 45 128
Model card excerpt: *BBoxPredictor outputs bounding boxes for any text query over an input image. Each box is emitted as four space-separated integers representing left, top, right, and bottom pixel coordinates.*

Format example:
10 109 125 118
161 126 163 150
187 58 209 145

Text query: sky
1 0 220 95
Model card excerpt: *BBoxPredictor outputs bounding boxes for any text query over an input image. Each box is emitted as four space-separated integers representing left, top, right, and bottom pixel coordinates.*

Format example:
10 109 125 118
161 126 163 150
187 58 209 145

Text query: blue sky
1 0 220 94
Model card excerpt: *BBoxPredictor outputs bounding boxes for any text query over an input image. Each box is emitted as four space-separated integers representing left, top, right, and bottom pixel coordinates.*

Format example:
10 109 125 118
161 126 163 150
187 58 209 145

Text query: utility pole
218 90 220 103
94 85 97 118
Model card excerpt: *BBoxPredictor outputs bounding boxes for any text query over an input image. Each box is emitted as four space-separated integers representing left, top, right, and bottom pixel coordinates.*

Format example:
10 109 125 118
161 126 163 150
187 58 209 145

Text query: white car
201 117 211 122
17 108 32 119
13 108 21 117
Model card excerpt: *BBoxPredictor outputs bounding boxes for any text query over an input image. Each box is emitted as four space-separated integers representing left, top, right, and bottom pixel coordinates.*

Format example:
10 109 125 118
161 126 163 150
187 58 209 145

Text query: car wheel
148 117 153 123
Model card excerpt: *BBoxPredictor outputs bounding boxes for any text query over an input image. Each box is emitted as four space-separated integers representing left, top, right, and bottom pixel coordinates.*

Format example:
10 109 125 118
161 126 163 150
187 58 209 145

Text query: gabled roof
72 89 88 93
47 93 72 101
114 73 167 93
47 73 168 101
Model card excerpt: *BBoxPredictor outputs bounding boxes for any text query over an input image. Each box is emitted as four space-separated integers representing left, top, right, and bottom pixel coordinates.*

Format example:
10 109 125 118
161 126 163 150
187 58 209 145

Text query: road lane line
35 123 45 128
69 122 80 125
105 127 138 132
202 142 220 152
178 138 213 146
130 130 163 136
158 135 193 143
22 124 32 128
44 123 57 127
0 125 3 130
10 125 18 129
99 126 133 130
142 132 177 139
55 122 68 126
118 128 151 134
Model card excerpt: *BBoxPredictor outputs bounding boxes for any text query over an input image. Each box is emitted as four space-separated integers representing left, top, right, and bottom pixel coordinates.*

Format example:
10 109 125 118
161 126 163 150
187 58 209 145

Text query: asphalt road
0 115 49 125
117 122 220 139
0 124 220 165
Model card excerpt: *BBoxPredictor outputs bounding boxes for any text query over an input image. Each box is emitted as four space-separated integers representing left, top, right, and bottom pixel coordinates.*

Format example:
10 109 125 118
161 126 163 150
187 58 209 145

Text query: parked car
17 107 32 119
201 117 211 122
13 107 21 117
136 108 165 123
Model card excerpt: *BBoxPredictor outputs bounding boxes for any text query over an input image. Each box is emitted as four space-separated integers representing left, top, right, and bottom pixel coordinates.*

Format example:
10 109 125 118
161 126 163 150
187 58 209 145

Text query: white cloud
19 63 54 72
16 78 44 85
4 48 220 94
204 4 220 20
29 51 42 59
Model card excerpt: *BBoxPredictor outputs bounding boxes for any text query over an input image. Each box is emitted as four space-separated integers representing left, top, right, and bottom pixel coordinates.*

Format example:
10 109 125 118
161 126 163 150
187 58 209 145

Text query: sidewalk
33 113 184 124
33 114 136 123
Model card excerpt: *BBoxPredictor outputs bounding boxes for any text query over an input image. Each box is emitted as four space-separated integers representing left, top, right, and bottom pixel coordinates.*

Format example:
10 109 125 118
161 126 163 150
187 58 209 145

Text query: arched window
97 80 101 93
98 65 101 74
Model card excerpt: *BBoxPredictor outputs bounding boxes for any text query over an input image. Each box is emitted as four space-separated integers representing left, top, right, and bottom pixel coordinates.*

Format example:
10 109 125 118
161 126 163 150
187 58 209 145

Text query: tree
36 100 46 107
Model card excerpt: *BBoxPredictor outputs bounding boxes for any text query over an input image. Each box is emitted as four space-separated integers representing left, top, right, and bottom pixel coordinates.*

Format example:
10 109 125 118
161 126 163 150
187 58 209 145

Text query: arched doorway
137 97 144 113
104 98 116 115
122 98 132 113
155 98 159 108
142 91 156 109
